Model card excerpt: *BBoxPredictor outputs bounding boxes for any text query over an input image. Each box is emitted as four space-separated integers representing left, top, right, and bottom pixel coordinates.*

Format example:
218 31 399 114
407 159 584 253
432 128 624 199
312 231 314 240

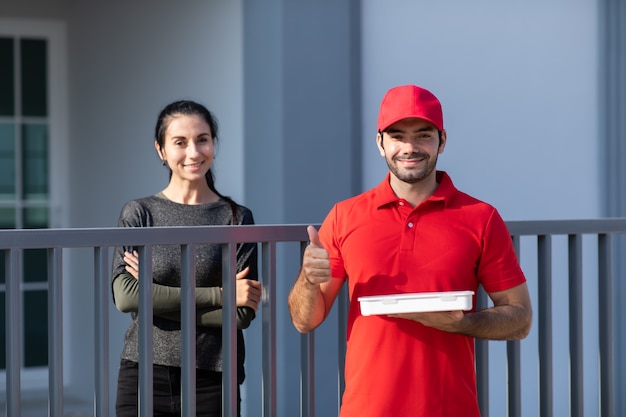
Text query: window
0 18 67 387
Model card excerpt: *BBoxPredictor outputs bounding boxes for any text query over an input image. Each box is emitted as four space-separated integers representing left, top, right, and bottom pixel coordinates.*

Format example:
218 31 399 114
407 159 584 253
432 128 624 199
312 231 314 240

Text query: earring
162 159 167 166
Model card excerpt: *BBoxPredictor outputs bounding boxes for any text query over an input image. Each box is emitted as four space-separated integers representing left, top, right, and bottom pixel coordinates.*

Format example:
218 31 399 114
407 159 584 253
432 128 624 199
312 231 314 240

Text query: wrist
302 273 318 287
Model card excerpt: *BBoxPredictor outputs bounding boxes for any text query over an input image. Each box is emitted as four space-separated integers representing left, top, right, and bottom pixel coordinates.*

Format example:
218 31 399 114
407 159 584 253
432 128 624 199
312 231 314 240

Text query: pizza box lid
358 290 475 316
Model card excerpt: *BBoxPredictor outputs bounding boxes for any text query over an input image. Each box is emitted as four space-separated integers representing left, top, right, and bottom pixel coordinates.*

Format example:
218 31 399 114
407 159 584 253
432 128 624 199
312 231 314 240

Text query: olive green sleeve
112 273 221 314
112 273 255 329
158 306 256 330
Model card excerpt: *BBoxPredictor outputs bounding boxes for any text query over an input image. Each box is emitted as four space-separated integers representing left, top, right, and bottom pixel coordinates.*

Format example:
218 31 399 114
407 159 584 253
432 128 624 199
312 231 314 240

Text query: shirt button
399 201 405 206
408 222 414 228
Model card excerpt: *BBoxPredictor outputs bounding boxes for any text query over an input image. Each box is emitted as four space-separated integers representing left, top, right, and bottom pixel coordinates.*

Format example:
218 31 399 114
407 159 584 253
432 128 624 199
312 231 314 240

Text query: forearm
287 270 328 333
157 306 256 329
112 274 221 314
456 304 532 341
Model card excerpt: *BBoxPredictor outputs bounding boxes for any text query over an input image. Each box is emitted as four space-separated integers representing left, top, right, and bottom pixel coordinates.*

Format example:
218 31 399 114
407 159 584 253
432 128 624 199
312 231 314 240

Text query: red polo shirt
318 171 526 417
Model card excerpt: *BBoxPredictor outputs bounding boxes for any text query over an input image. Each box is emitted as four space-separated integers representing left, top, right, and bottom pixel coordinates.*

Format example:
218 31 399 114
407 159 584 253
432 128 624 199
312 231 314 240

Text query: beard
386 152 438 184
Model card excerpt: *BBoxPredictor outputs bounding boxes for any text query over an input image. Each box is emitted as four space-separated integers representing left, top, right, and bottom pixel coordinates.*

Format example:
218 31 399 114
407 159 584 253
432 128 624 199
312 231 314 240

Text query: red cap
377 85 443 131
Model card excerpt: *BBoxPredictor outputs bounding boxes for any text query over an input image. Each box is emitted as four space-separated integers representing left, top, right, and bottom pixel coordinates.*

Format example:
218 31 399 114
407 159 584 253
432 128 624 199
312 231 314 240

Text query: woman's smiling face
156 113 215 183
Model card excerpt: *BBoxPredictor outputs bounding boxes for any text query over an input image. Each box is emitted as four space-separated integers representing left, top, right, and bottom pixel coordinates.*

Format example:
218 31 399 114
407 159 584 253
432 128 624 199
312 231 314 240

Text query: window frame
0 17 68 391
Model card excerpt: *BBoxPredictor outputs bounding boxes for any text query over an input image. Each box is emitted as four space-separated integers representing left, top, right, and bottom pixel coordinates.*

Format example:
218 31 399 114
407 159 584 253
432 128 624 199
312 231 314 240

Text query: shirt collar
373 170 457 209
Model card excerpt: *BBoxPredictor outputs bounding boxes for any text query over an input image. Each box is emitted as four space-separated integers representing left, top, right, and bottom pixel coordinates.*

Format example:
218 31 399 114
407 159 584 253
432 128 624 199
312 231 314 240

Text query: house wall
361 0 600 221
66 3 246 228
241 1 362 415
0 0 68 19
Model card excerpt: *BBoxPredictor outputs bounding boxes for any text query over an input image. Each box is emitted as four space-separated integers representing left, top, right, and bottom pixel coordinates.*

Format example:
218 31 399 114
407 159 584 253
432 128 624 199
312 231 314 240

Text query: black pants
116 359 241 417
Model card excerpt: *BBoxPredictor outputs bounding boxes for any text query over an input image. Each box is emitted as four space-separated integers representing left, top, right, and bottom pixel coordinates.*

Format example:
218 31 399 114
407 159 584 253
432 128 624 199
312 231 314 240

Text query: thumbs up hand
301 226 331 286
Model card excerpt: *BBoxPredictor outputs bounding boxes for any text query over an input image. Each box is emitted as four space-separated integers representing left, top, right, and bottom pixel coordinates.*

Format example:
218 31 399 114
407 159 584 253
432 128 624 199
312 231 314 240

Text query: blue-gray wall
243 1 361 415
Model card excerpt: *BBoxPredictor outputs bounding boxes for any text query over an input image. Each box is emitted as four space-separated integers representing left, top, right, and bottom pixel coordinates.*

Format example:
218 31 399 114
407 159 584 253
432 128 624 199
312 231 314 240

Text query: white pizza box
358 290 475 316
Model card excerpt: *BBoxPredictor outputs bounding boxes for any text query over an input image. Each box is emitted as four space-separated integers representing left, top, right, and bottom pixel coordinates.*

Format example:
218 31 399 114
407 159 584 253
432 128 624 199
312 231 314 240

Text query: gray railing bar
6 220 626 250
299 240 315 417
538 235 553 417
5 249 22 417
94 246 110 417
300 331 315 417
506 341 521 416
138 245 154 417
475 285 489 417
568 234 584 417
261 241 278 417
337 284 348 416
0 224 314 249
181 244 197 417
222 243 237 417
507 218 626 235
48 247 63 416
598 233 614 416
508 234 522 417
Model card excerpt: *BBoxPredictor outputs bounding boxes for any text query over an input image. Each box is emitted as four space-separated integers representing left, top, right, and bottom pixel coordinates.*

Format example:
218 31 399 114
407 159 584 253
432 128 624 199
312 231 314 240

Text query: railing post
5 249 22 417
598 233 615 417
261 241 278 417
181 244 197 417
537 235 553 417
568 234 584 417
507 235 522 417
300 332 315 417
138 245 154 417
475 286 489 417
299 240 315 417
222 243 238 417
337 284 348 416
94 246 110 417
48 247 63 417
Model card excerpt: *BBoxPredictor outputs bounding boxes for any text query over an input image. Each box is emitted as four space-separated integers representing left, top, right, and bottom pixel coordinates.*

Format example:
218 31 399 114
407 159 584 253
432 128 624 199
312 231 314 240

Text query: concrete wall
0 0 68 19
242 1 361 415
361 0 599 222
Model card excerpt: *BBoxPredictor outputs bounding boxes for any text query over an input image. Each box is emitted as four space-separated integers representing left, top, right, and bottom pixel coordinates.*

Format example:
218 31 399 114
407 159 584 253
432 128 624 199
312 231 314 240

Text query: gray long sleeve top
111 193 258 383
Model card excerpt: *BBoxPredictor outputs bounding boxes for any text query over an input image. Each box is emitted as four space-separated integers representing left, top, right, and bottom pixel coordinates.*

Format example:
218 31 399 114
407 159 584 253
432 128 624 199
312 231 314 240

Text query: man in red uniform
288 85 533 417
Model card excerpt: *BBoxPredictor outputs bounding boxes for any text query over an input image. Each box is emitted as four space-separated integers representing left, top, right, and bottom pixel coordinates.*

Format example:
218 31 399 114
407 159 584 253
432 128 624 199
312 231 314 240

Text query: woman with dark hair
111 100 261 417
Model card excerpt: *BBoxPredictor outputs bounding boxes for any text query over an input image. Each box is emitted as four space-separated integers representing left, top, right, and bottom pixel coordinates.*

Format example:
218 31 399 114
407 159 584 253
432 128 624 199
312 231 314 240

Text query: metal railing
0 219 623 416
477 219 622 417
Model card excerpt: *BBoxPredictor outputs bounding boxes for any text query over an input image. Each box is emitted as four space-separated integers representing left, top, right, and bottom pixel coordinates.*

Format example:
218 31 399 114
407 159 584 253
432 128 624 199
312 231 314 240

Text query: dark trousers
116 359 241 417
